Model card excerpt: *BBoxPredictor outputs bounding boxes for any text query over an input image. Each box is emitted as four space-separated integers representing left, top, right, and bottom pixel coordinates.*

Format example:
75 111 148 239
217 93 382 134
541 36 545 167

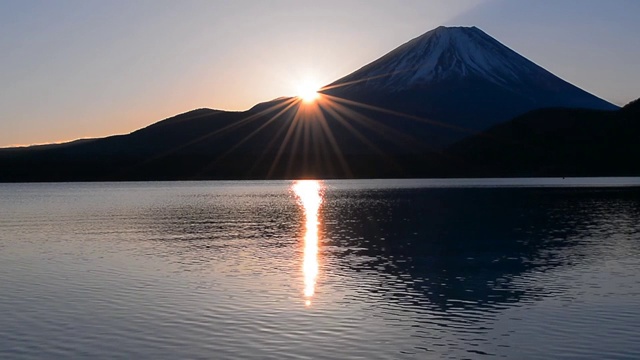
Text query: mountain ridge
324 26 617 143
443 98 640 177
327 26 614 104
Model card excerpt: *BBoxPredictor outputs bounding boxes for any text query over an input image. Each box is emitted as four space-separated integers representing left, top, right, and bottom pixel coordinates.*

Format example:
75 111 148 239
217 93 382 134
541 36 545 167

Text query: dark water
1 179 640 359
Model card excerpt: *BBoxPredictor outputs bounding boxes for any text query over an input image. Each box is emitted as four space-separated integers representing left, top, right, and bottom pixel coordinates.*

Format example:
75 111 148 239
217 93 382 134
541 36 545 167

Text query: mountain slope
444 98 640 177
323 26 617 146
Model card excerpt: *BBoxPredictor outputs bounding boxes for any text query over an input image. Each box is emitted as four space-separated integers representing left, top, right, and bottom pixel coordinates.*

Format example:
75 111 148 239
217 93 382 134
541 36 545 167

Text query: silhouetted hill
444 98 640 177
0 98 443 181
139 108 223 129
0 138 97 153
1 98 638 181
622 98 640 113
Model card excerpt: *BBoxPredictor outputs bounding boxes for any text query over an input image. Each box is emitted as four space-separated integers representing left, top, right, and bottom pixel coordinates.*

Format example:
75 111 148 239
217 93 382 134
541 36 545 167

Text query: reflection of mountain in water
323 188 640 312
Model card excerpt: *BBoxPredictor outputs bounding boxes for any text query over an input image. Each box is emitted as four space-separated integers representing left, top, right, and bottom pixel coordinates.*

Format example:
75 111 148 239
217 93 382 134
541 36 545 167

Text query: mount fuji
323 26 617 145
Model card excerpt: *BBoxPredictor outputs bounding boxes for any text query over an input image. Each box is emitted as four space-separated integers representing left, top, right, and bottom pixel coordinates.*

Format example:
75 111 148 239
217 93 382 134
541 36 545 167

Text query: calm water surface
1 178 640 359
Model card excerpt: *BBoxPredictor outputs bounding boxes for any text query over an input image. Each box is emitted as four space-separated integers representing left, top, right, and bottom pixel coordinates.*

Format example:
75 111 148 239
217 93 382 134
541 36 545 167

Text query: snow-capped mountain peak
328 26 556 92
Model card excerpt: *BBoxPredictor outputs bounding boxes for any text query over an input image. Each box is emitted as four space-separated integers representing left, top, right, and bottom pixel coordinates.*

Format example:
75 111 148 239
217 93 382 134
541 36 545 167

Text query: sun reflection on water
292 180 323 307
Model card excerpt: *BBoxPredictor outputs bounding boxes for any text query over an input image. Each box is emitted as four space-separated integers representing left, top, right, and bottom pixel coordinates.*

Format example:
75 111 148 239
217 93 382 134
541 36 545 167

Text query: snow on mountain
326 26 617 111
319 26 618 149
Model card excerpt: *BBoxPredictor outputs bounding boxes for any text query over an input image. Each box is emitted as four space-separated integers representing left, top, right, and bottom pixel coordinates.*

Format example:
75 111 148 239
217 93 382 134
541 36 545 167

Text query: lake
1 178 640 359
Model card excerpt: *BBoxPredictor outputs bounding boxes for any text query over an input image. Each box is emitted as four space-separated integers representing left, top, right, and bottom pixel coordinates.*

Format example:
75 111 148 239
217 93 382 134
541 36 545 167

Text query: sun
296 81 321 103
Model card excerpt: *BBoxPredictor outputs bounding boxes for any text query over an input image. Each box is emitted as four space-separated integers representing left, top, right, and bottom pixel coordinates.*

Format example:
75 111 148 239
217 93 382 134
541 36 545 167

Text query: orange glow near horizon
292 180 323 307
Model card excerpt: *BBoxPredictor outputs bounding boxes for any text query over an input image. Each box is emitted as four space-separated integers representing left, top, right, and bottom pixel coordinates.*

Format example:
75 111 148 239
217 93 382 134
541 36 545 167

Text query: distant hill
621 98 640 113
0 99 423 181
1 98 638 181
443 98 640 177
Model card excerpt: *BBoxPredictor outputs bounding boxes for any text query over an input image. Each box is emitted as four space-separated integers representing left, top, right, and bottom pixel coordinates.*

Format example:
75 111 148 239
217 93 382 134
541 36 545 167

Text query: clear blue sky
1 0 638 147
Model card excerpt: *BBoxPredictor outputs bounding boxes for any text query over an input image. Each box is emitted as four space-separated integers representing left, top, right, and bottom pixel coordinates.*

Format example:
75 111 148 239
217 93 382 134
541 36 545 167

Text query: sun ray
249 103 303 176
325 98 469 166
267 100 305 178
323 94 477 135
319 100 417 174
319 65 425 92
213 100 298 159
193 100 300 177
323 100 427 151
312 104 352 177
164 98 295 153
321 102 391 157
123 97 297 176
125 77 483 180
286 108 308 177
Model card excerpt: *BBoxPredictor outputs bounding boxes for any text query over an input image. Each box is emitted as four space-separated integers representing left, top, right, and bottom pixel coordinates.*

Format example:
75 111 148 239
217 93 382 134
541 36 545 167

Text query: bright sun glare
297 82 321 103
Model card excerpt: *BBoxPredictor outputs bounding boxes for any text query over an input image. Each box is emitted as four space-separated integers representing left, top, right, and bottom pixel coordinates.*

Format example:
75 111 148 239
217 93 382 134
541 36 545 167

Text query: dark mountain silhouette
0 26 635 182
621 98 640 113
442 98 640 177
0 99 412 181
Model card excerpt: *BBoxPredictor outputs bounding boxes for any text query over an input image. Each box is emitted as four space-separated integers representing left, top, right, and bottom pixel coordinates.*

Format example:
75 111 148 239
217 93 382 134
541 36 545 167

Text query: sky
1 0 639 147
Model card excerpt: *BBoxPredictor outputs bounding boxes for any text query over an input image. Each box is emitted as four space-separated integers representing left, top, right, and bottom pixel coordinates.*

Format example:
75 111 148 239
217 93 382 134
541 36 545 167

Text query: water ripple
1 181 640 358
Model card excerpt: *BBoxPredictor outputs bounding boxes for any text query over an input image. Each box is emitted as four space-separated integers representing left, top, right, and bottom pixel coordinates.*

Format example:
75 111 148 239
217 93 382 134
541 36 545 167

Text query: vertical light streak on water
292 180 323 307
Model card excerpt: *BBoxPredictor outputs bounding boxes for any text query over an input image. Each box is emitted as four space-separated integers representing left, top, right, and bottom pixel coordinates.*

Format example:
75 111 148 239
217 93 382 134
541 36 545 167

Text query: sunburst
296 81 321 104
